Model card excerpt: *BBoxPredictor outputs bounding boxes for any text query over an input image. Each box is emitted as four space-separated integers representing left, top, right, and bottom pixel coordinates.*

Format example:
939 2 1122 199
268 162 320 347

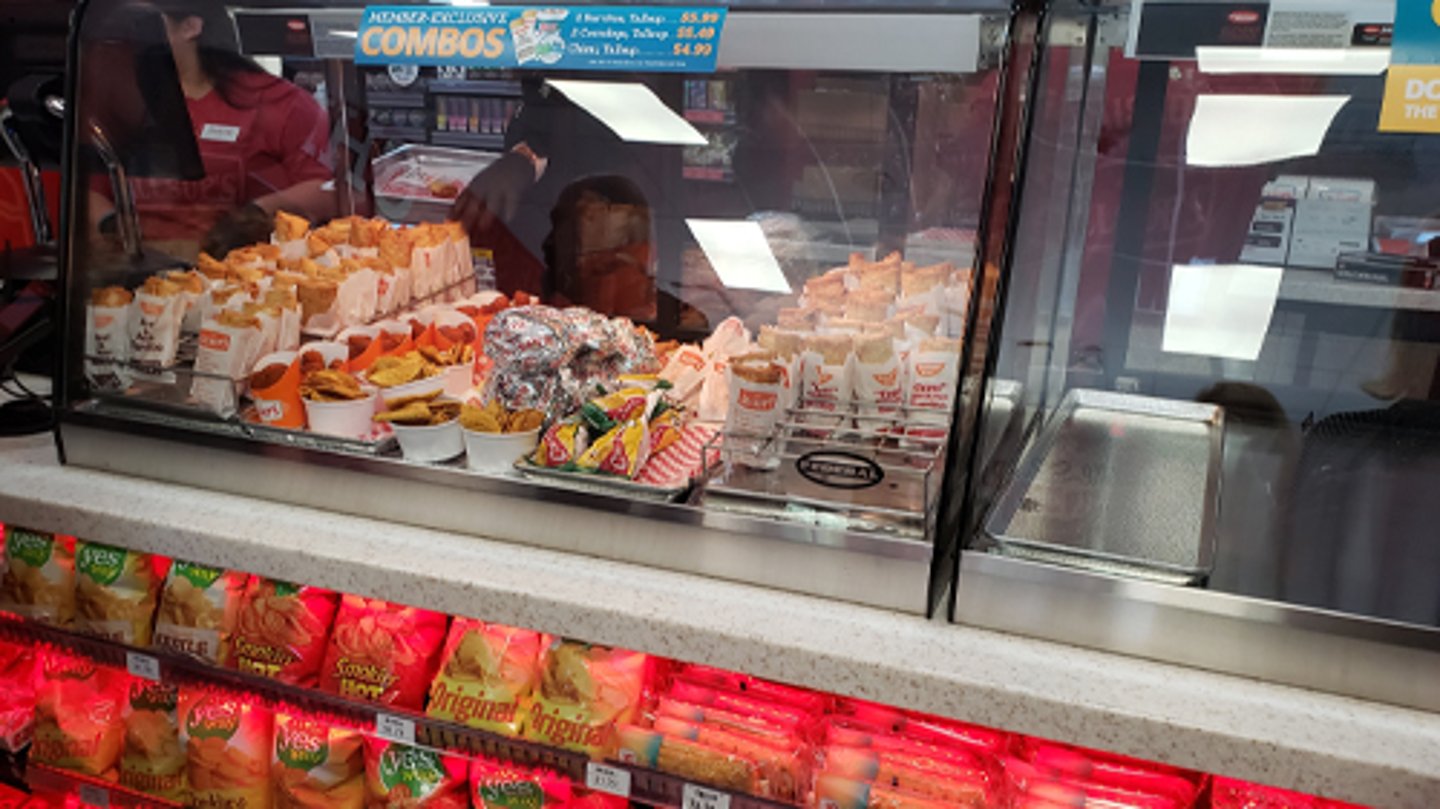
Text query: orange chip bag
74 540 167 646
153 560 247 665
180 688 273 809
271 713 365 809
364 738 468 809
229 577 339 687
319 595 448 709
0 527 76 626
31 653 128 780
426 620 545 736
0 639 40 753
119 681 187 802
521 639 648 757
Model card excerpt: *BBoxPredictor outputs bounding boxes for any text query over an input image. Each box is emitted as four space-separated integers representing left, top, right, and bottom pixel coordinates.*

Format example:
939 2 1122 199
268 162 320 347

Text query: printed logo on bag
873 369 898 386
129 682 178 712
379 746 445 797
276 719 329 771
737 388 778 411
77 543 127 585
140 301 165 317
816 370 834 385
478 777 544 809
174 561 223 590
679 350 705 371
95 314 116 328
199 330 231 352
796 450 885 490
6 529 53 567
914 362 946 378
185 696 242 740
255 399 285 422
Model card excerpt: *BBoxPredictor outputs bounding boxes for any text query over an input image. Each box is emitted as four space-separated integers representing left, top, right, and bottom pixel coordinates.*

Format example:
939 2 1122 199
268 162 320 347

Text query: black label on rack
796 451 885 490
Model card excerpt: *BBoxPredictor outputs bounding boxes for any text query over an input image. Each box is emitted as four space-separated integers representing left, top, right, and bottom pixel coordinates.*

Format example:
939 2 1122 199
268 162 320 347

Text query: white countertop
2 433 1438 807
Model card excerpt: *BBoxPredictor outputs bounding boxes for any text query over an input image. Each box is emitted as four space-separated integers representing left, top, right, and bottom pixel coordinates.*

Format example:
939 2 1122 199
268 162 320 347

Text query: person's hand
203 202 273 258
452 151 537 238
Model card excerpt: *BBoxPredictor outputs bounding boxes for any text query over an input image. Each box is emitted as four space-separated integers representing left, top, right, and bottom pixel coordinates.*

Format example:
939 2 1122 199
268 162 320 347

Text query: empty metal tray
984 389 1223 585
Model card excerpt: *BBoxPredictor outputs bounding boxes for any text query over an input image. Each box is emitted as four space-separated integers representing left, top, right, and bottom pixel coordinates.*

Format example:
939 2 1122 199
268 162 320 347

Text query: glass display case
55 0 1028 613
959 0 1440 710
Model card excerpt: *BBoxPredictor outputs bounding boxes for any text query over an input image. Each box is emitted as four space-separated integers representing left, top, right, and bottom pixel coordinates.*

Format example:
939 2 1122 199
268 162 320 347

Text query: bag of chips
470 756 572 809
180 687 273 809
0 527 76 626
31 653 127 780
74 540 166 646
271 713 365 809
229 577 338 687
0 639 40 753
119 681 187 802
427 620 545 736
522 640 647 757
153 560 247 665
363 738 468 809
319 595 447 709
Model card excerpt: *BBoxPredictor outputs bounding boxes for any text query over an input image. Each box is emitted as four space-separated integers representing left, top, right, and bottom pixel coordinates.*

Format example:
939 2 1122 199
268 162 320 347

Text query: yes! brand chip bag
31 653 128 780
153 560 247 665
119 681 187 802
0 527 76 626
364 738 468 809
74 540 166 646
427 620 545 736
180 688 273 809
271 713 365 809
229 577 338 687
319 595 447 709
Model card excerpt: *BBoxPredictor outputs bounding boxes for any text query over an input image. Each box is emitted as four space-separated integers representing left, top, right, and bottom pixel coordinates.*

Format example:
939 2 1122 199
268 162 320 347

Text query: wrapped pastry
130 276 185 367
844 289 893 323
798 334 853 428
852 334 904 425
532 421 588 468
618 726 755 794
86 287 133 390
191 309 263 416
904 337 961 445
724 353 788 469
574 417 650 479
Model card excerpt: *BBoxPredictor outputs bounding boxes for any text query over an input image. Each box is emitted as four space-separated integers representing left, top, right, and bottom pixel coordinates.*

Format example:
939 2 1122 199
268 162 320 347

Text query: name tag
200 123 241 142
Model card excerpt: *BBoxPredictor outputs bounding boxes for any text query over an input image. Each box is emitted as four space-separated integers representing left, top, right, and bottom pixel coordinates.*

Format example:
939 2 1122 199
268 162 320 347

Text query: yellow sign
1380 64 1440 133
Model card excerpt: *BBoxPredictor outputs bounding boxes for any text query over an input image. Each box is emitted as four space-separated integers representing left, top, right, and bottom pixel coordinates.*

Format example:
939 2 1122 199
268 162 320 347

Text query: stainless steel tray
984 389 1223 585
373 143 499 222
512 458 691 503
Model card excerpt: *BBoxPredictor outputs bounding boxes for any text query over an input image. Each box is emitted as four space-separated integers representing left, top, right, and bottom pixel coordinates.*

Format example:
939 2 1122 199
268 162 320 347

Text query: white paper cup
303 391 378 439
391 417 463 463
463 426 541 473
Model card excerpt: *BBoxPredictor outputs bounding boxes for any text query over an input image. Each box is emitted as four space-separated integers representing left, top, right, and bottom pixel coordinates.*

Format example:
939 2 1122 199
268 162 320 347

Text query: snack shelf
26 763 182 809
0 612 794 809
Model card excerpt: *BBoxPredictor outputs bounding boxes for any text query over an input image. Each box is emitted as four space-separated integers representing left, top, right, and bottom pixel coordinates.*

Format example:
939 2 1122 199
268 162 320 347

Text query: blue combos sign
355 6 727 73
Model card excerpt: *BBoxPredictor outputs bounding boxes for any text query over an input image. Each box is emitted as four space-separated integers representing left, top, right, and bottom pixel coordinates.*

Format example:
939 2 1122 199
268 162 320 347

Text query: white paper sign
683 783 731 809
78 784 110 808
585 763 632 798
374 712 416 745
125 651 161 682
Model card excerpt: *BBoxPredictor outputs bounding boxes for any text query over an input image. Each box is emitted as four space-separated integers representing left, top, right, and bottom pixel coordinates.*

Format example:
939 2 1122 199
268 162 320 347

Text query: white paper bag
191 317 261 416
85 303 131 390
129 291 183 367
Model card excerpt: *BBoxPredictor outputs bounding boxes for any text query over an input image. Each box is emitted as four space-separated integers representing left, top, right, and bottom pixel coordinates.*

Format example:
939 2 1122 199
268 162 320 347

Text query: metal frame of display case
54 1 1035 616
950 0 1440 713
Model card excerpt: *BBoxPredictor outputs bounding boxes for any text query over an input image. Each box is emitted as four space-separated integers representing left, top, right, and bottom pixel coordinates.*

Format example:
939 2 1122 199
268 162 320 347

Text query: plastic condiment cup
463 426 541 474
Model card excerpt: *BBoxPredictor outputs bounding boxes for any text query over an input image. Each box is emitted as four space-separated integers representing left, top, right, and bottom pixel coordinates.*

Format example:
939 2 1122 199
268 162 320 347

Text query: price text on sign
78 784 109 808
355 5 727 73
585 763 632 797
683 783 731 809
375 712 417 745
125 652 161 682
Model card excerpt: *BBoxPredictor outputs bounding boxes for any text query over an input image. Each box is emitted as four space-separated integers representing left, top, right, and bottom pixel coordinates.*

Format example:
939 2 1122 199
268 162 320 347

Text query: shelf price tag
683 783 730 809
375 712 416 745
77 784 110 807
585 763 631 798
125 652 161 682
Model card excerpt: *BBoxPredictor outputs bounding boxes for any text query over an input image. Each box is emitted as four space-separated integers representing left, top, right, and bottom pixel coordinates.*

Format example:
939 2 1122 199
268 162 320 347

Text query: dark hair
150 0 277 108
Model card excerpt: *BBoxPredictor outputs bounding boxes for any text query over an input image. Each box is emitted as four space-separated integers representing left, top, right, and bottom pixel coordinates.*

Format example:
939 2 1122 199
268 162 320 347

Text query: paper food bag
724 355 788 469
85 290 132 390
130 286 184 367
904 337 961 445
853 334 905 427
191 312 263 416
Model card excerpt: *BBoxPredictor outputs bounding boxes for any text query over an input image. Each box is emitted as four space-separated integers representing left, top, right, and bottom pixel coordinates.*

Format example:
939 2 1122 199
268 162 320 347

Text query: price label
77 784 110 807
374 712 416 745
683 783 730 809
585 763 632 798
125 652 161 682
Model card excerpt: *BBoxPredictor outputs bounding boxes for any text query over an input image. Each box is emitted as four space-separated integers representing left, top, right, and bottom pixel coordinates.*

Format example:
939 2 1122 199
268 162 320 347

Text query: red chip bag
229 577 339 687
470 756 572 809
272 712 364 809
364 737 468 808
427 619 545 736
0 639 40 753
31 652 128 780
320 595 448 709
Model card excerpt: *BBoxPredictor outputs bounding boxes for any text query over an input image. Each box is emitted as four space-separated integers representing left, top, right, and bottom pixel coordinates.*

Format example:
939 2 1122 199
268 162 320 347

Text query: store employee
90 0 335 260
